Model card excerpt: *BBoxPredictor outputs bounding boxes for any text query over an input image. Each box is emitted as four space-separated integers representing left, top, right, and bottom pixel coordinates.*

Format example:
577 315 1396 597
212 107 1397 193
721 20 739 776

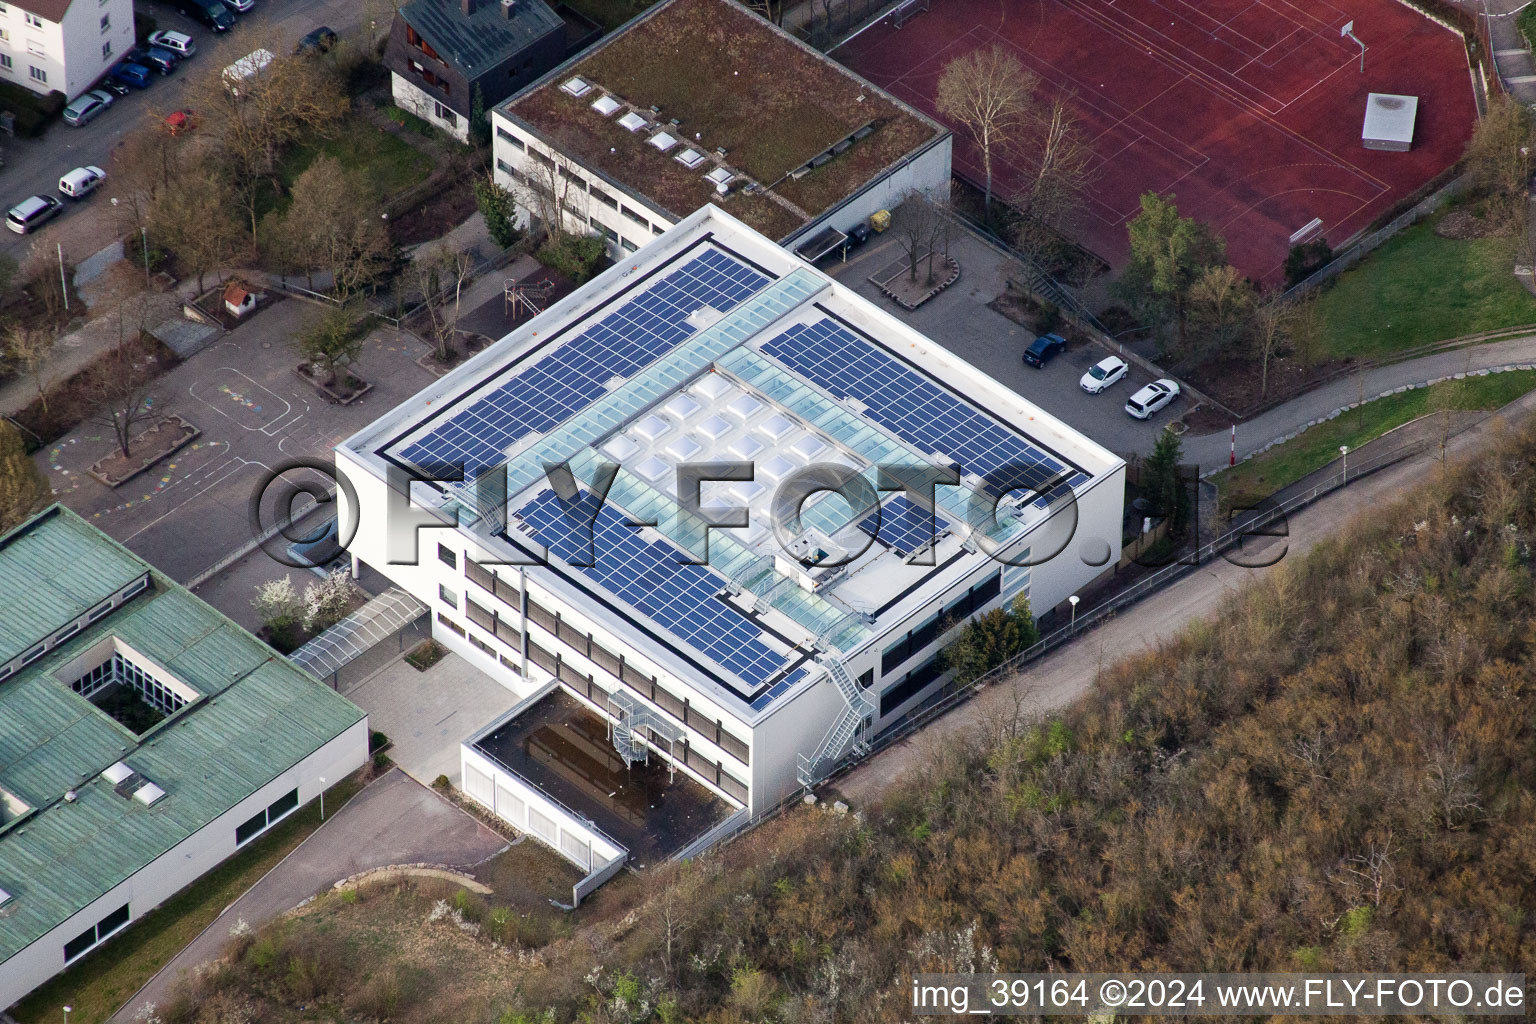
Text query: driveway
832 388 1536 805
0 0 378 265
108 769 509 1024
824 228 1183 462
1181 333 1536 472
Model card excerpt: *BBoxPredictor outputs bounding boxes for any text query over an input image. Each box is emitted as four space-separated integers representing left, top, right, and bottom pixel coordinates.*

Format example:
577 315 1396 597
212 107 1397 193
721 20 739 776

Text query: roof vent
0 887 11 908
64 790 77 803
499 0 515 17
560 76 591 97
101 761 134 785
133 782 166 807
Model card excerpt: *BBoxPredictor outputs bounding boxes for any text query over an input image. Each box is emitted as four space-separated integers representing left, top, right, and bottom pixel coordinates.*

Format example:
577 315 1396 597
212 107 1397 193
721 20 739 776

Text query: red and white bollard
1230 424 1236 467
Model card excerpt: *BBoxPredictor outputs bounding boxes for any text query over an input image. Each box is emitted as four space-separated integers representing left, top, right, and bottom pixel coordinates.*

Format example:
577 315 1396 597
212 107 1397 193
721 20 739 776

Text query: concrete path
834 389 1536 805
1459 0 1536 104
1181 332 1536 471
110 770 508 1024
341 650 520 788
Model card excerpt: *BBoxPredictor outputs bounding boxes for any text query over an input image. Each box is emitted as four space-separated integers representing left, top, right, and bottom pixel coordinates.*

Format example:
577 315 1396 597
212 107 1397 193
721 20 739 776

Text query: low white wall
460 744 626 876
0 719 368 1010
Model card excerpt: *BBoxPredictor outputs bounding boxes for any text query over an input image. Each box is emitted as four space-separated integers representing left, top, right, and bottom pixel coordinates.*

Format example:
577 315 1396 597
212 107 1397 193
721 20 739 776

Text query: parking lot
825 227 1179 462
0 0 372 263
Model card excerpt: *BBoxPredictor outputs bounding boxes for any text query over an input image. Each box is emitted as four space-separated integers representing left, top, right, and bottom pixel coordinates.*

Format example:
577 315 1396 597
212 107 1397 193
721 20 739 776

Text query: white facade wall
461 739 625 874
0 719 368 1009
490 113 952 256
335 451 757 808
780 133 952 251
492 117 660 258
392 73 470 143
0 0 133 100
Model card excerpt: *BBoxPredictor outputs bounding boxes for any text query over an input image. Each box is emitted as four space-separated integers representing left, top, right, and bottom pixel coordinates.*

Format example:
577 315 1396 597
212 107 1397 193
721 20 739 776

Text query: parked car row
6 164 104 233
1023 338 1183 420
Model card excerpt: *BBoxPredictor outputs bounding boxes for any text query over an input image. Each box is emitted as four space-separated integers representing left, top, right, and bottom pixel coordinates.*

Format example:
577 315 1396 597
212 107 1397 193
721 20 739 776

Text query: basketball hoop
1341 20 1366 73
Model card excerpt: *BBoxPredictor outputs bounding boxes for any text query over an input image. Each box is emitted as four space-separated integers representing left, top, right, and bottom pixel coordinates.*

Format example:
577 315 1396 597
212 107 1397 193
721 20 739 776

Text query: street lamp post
64 1004 72 1024
1340 445 1350 484
1068 595 1080 633
318 777 327 821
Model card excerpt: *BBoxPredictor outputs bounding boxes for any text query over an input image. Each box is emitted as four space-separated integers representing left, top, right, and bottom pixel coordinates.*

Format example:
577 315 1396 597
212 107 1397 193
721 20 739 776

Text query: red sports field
835 0 1479 282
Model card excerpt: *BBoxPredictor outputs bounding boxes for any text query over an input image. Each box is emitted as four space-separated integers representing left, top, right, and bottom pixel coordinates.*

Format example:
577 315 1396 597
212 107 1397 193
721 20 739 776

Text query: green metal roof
0 507 365 966
0 508 144 667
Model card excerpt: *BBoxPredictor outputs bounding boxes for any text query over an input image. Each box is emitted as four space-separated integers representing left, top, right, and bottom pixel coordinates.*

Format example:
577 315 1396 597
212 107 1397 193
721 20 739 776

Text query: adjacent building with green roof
0 506 368 1010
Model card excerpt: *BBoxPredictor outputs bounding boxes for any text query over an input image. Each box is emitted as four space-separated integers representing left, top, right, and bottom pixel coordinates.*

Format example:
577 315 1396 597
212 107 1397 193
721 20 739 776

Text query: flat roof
344 205 1121 722
0 507 365 965
472 689 730 865
500 0 946 240
1363 93 1418 144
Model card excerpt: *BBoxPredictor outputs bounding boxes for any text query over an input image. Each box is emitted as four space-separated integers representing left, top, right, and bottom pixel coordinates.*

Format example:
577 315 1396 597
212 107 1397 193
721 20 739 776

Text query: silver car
62 89 115 127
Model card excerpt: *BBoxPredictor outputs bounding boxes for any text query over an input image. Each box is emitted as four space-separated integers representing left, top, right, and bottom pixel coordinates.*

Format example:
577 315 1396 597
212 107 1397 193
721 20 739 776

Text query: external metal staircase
796 656 875 788
607 689 683 775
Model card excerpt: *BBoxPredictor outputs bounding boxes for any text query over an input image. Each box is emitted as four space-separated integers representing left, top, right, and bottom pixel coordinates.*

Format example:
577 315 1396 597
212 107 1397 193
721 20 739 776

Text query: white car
1125 378 1181 420
1080 356 1128 394
147 30 196 58
58 165 106 200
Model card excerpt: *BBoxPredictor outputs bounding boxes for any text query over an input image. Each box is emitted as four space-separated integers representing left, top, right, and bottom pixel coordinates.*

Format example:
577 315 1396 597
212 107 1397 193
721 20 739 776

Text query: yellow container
868 209 891 233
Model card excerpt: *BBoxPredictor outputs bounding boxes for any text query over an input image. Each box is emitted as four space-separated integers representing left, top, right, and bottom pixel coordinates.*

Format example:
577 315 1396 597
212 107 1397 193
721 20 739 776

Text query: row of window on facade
440 543 752 762
441 606 751 805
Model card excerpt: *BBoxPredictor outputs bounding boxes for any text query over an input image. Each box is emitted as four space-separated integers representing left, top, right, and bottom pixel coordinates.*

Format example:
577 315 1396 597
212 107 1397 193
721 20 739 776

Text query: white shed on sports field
1362 93 1418 152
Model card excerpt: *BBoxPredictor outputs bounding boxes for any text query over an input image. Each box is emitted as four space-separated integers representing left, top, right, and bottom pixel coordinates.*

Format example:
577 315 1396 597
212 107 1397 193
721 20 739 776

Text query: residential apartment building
0 0 133 99
384 0 597 143
335 204 1123 893
490 0 951 258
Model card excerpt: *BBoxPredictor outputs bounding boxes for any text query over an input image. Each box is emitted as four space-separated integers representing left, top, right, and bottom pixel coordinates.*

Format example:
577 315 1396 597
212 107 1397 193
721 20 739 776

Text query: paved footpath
109 770 508 1024
834 390 1536 805
1182 332 1536 471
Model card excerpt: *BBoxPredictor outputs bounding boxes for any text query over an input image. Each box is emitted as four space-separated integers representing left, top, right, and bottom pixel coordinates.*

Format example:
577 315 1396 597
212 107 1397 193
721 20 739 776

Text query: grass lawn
259 118 434 221
1311 212 1536 360
1211 370 1536 512
10 774 368 1024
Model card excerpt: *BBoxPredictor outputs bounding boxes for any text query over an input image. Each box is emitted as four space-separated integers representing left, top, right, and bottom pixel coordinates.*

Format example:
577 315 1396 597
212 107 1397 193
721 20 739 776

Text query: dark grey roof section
399 0 563 72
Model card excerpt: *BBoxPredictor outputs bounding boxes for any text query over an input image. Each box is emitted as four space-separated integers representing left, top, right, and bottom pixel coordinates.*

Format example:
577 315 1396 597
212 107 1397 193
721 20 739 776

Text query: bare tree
893 194 948 283
89 348 158 459
1012 95 1095 266
510 149 588 245
152 165 247 293
935 45 1038 212
6 324 56 413
281 157 395 301
1250 292 1294 398
184 51 350 240
415 244 475 362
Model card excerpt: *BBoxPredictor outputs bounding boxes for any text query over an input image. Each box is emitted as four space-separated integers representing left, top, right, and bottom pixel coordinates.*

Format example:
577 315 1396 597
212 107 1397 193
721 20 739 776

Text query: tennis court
835 0 1478 281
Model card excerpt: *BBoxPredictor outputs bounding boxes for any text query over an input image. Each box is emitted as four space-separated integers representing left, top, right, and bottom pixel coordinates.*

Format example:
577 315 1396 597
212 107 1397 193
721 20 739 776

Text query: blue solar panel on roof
858 493 949 557
518 489 804 697
759 320 1071 496
399 249 768 478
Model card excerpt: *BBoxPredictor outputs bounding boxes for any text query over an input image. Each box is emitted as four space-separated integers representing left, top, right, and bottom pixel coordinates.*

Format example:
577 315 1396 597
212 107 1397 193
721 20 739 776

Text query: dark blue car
1022 333 1067 368
107 62 154 89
